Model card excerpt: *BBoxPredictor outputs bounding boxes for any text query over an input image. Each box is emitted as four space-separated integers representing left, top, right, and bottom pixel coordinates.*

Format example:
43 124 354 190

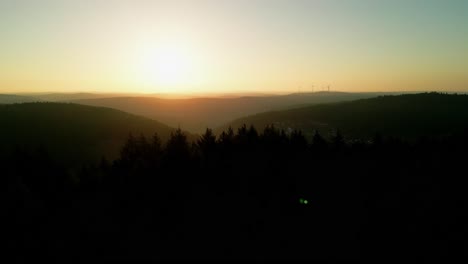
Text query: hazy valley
3 0 467 261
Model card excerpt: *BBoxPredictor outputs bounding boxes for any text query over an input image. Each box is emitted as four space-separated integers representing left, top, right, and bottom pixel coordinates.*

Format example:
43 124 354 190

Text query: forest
223 93 468 140
3 0 467 261
5 123 468 261
0 103 181 165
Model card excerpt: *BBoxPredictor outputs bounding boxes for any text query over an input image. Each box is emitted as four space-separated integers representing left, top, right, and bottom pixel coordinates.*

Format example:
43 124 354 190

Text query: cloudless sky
1 0 467 95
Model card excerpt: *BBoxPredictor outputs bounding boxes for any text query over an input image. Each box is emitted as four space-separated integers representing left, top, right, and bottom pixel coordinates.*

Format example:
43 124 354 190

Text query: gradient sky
1 0 467 94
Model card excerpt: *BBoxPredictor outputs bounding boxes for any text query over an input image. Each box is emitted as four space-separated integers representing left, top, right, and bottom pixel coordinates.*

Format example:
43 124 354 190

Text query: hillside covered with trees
221 93 468 140
0 103 183 165
69 92 385 133
5 124 468 261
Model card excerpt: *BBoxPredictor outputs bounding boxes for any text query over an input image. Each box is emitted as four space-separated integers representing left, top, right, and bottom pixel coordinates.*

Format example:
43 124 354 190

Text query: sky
0 0 467 95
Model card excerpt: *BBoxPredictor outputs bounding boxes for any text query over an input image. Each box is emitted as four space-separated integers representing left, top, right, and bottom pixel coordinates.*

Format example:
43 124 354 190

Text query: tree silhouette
164 128 191 169
312 130 327 152
290 129 308 151
197 128 216 156
331 129 345 150
5 122 468 261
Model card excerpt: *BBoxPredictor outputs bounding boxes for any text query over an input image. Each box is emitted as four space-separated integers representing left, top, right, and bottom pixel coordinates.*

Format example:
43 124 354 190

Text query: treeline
222 92 468 140
4 125 468 261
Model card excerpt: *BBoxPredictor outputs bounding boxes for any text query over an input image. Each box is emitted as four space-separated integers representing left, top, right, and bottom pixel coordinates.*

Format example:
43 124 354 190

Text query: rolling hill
0 103 182 165
219 93 468 140
69 92 391 133
0 94 42 104
19 92 140 102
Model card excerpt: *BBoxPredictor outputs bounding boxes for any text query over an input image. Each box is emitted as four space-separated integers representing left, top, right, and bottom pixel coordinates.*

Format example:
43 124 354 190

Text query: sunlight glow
136 42 203 92
1 1 466 94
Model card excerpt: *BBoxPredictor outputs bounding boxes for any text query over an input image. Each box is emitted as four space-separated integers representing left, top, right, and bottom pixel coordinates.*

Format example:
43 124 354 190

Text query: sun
137 44 200 92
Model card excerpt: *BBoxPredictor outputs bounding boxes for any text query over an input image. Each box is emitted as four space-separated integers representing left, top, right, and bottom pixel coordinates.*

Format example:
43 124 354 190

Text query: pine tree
331 129 345 150
198 128 217 155
290 130 308 151
312 130 328 152
165 128 190 165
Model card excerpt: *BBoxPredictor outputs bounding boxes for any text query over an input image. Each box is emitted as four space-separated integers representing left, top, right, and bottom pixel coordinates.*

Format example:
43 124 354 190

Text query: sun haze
0 0 467 95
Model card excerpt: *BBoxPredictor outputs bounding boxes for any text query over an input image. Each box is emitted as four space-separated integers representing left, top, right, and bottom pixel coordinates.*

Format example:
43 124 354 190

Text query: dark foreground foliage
4 125 468 261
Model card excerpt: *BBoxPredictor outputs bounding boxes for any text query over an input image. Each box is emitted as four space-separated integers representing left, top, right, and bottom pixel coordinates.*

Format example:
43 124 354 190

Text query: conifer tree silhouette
312 130 327 152
197 128 216 156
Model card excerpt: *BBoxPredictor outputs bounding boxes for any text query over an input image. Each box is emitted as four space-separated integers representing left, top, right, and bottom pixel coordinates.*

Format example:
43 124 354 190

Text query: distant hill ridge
0 102 185 165
0 94 42 104
68 92 391 133
219 93 468 139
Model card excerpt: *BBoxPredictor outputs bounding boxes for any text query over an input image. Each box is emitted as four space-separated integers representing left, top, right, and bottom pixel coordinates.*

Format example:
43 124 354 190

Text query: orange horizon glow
0 1 467 95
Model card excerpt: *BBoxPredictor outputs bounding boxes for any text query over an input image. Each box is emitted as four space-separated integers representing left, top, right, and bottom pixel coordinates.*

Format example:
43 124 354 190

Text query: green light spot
299 198 309 205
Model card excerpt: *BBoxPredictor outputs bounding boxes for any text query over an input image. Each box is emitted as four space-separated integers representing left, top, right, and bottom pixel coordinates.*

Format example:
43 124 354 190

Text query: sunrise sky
1 0 467 95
